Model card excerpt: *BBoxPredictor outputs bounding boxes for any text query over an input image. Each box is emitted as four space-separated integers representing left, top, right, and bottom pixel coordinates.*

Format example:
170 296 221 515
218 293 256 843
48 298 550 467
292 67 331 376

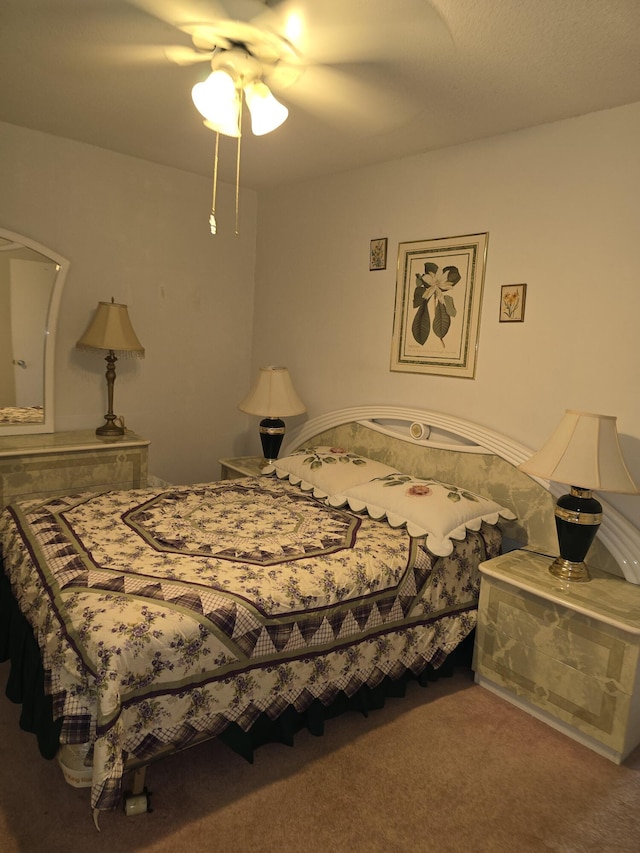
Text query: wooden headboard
284 406 640 584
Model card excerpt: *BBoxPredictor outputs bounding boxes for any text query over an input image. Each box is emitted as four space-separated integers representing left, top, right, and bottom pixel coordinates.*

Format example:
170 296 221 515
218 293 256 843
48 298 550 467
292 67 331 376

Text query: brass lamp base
95 351 125 438
549 556 591 583
96 416 124 437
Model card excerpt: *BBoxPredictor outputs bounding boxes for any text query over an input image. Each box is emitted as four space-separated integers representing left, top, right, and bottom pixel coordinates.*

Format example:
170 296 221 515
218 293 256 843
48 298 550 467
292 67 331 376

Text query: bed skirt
1 563 474 773
217 631 474 763
0 569 63 758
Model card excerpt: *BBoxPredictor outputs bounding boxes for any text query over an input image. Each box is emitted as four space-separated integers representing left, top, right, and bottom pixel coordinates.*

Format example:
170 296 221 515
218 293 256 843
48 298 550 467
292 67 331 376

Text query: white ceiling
1 0 640 190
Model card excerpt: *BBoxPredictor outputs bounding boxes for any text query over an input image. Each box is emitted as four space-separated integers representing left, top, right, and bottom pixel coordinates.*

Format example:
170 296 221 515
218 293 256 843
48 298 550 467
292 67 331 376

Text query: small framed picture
370 237 388 271
499 283 527 322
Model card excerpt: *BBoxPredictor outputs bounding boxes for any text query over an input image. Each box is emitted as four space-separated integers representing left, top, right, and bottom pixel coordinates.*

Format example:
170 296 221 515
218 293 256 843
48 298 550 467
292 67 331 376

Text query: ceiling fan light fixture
190 45 289 235
192 70 241 137
244 81 288 135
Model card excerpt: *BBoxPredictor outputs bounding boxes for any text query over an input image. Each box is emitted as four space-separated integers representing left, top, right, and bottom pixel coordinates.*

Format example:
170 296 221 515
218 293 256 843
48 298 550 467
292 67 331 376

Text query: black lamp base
259 417 285 462
551 487 602 583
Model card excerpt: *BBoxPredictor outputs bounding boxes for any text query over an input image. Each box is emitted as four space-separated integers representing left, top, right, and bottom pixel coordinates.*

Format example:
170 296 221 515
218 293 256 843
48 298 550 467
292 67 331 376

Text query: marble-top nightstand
219 456 267 480
473 549 640 763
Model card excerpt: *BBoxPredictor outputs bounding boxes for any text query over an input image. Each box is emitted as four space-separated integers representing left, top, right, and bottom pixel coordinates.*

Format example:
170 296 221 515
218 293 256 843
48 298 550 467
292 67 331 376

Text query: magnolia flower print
412 262 461 347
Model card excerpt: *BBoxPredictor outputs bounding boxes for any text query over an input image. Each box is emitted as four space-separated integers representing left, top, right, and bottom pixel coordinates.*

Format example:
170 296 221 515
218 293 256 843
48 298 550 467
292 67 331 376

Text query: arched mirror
0 227 68 435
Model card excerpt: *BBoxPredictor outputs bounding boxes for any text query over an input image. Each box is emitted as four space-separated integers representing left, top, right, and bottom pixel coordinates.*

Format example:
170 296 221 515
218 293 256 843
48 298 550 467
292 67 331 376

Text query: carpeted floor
1 662 639 852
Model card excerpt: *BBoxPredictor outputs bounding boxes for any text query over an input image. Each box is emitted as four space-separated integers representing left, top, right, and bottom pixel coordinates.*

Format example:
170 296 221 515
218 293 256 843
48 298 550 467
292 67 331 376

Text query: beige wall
253 102 640 530
0 121 257 484
1 102 638 532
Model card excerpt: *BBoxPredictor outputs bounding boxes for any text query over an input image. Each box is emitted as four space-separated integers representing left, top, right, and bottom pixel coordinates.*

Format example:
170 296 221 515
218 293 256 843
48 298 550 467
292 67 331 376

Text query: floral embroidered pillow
263 447 397 499
327 473 516 556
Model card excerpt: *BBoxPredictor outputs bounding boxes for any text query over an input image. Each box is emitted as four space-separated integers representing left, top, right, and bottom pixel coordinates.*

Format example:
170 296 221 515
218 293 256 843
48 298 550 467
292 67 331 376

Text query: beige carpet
1 661 639 853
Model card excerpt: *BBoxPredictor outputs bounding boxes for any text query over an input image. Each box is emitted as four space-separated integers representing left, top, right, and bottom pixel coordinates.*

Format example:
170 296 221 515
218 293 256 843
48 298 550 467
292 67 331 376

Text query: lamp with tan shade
76 299 145 437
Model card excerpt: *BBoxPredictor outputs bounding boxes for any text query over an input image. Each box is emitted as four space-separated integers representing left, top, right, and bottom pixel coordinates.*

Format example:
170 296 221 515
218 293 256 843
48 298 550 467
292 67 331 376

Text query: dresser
473 549 640 763
0 430 149 510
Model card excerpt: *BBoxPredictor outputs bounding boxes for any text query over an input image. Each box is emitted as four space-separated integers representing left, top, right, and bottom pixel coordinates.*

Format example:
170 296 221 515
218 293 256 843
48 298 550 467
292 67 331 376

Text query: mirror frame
0 227 69 436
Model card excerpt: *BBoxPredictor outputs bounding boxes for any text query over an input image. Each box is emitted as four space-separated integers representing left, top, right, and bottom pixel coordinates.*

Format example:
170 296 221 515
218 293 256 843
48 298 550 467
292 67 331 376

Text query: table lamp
519 410 638 582
76 299 145 437
238 366 306 462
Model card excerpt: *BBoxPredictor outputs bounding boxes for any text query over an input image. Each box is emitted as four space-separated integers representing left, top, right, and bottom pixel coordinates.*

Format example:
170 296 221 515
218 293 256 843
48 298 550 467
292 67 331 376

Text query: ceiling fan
129 0 453 133
126 0 452 232
156 3 305 126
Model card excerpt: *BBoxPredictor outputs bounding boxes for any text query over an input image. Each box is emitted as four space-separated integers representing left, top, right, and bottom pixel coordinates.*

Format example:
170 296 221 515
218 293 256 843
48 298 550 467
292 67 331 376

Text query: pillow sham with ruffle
262 446 397 499
327 472 516 556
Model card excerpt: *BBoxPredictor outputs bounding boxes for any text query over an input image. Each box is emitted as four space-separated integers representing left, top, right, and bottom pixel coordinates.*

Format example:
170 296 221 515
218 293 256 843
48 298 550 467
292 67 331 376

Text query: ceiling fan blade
163 44 215 65
177 23 234 51
263 58 305 90
128 0 277 30
127 1 295 67
271 0 453 65
86 42 195 66
278 64 421 135
259 0 454 137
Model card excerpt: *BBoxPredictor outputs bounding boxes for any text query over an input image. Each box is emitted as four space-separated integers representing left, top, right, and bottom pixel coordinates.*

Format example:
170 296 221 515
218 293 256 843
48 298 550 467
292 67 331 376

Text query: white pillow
327 473 516 556
263 447 397 499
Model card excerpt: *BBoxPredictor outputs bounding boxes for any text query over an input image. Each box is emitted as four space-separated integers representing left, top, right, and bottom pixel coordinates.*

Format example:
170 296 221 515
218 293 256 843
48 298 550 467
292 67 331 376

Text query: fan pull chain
209 131 220 235
235 96 243 236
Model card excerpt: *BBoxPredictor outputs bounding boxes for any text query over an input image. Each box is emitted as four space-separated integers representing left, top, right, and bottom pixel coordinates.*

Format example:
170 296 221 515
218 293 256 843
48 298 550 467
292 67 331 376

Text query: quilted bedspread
0 476 501 811
0 405 44 424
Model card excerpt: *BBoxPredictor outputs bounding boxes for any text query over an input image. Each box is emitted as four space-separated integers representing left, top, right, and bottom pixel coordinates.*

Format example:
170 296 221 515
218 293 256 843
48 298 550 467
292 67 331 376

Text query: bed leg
123 766 153 817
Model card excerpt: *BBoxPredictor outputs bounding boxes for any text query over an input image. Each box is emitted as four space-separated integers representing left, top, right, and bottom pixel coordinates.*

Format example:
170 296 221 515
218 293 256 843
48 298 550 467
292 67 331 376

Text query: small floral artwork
370 237 388 271
500 283 526 322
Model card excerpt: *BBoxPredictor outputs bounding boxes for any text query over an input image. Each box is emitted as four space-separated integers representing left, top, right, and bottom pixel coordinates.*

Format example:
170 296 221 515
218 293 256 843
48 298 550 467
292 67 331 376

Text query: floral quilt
0 476 501 812
0 405 44 424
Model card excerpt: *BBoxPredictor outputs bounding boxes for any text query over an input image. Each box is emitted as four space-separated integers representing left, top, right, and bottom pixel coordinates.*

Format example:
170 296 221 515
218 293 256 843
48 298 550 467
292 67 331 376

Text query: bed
0 405 44 424
0 406 632 825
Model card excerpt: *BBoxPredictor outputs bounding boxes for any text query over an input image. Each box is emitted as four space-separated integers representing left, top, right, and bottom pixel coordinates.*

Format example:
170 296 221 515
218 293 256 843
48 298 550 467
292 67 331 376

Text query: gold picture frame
390 232 489 378
499 283 527 322
370 237 388 271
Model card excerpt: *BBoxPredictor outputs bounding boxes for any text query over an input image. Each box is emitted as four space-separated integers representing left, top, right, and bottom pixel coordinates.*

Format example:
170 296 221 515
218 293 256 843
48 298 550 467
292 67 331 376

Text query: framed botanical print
390 232 489 378
499 283 527 322
369 237 388 271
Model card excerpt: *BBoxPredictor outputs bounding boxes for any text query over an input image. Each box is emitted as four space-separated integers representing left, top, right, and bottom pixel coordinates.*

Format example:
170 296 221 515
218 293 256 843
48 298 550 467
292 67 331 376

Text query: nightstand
219 456 266 480
473 549 640 763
